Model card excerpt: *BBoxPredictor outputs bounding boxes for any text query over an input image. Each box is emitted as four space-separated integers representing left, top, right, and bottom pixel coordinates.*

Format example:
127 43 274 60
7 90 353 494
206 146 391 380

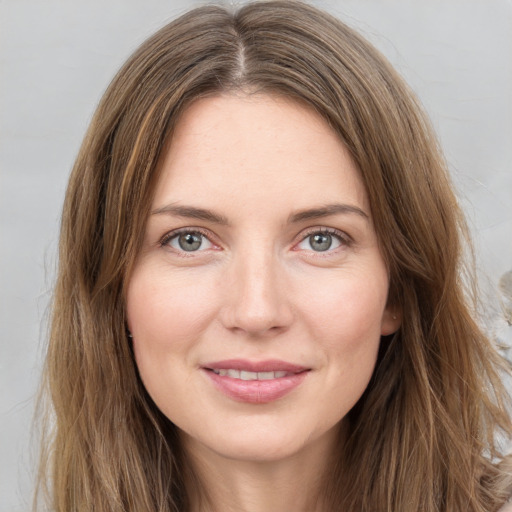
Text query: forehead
154 93 369 215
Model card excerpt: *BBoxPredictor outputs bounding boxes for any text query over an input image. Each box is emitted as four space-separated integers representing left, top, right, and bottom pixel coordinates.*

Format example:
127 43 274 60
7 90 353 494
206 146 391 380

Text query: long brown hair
36 1 512 510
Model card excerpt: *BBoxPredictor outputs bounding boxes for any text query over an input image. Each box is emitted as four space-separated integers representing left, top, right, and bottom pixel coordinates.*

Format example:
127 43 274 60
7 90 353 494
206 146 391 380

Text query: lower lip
204 370 308 404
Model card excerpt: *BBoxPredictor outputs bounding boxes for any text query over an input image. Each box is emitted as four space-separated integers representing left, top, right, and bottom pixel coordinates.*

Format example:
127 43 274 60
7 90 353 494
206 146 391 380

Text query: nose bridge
223 240 292 335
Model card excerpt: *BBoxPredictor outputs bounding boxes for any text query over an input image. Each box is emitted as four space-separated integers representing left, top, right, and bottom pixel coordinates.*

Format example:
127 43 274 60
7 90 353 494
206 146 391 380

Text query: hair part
37 1 512 511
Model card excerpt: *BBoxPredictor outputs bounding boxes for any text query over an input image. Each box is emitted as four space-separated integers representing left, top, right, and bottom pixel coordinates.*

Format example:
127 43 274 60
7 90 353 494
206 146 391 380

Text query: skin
126 93 400 512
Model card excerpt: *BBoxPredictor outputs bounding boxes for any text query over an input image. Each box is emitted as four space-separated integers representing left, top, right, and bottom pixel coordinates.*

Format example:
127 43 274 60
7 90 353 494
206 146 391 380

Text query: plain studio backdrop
1 1 511 510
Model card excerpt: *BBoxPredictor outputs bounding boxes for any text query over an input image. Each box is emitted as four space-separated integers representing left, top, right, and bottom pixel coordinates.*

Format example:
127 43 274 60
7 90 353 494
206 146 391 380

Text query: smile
211 369 290 380
203 359 310 404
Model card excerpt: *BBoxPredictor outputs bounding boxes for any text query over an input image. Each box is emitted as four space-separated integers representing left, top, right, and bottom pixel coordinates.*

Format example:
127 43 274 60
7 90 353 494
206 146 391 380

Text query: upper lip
203 359 309 373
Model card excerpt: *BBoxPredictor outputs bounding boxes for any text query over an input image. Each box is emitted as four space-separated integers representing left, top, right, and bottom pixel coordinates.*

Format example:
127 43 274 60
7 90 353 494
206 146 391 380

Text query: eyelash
159 226 352 255
294 227 352 253
159 227 217 254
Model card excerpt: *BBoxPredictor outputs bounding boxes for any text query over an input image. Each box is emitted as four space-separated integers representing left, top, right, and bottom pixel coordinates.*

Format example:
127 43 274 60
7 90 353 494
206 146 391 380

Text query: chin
181 417 339 465
218 437 301 462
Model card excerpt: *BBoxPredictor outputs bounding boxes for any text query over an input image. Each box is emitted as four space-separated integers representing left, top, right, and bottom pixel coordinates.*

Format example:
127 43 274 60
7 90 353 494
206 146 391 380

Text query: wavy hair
36 1 512 510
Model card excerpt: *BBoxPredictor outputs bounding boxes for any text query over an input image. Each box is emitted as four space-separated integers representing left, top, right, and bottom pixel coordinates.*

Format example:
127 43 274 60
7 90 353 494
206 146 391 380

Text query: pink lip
202 359 309 404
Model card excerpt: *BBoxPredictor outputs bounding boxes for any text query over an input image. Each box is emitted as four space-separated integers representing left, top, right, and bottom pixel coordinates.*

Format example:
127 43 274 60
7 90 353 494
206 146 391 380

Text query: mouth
202 359 310 404
210 369 292 380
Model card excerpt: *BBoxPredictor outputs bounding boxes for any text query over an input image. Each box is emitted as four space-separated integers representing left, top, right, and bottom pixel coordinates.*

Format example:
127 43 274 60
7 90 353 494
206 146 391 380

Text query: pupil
310 233 332 251
179 233 202 251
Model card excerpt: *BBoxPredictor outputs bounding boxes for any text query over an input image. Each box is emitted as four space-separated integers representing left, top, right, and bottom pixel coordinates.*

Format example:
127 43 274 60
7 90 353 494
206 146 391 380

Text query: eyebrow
288 203 369 223
151 204 229 225
151 202 368 226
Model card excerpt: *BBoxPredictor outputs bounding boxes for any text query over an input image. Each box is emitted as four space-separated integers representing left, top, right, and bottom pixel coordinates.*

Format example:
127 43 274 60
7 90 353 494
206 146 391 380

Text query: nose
219 247 294 337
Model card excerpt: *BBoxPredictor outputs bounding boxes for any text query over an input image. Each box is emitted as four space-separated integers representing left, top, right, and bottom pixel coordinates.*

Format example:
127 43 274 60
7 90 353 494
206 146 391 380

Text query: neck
182 429 339 512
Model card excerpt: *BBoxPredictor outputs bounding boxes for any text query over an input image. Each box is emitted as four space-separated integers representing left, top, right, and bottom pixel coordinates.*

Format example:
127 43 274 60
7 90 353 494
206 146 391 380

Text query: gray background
1 1 511 510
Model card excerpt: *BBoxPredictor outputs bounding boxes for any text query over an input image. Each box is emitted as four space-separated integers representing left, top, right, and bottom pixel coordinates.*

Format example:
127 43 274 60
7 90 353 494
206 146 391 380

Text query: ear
380 304 401 336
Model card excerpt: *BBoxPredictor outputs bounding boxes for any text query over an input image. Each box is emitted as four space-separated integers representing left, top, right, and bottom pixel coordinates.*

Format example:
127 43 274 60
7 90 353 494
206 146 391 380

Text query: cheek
301 269 389 343
298 269 388 395
125 266 219 420
126 265 218 347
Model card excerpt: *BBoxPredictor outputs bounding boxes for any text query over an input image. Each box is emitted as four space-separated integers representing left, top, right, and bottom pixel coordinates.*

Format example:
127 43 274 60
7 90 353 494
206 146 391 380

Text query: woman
37 1 512 511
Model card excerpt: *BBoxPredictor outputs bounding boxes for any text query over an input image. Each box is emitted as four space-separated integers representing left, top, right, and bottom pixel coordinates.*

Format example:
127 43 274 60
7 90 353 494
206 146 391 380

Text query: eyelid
159 227 221 252
292 226 352 252
157 225 352 255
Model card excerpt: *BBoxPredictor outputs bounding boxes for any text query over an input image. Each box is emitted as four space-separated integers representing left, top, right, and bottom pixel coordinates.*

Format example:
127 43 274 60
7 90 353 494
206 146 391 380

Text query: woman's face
126 94 399 463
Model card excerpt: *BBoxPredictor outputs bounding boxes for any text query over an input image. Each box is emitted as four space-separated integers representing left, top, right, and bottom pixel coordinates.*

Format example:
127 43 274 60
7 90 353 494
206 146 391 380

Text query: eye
162 230 214 252
295 229 347 252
